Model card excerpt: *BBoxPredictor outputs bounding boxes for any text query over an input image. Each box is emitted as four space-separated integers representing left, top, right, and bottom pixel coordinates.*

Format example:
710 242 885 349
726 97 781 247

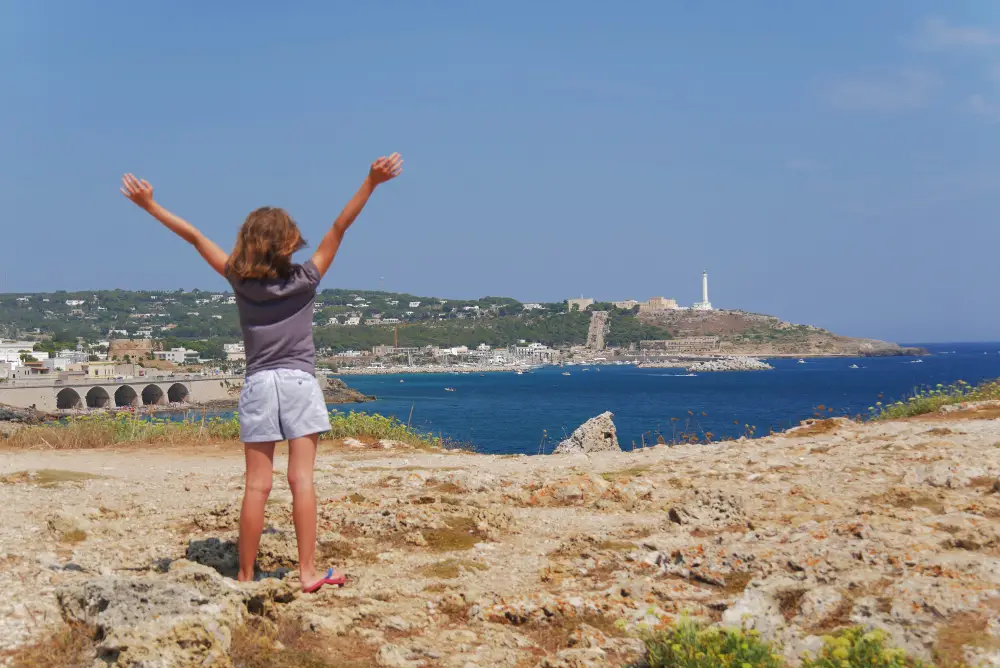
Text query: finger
121 187 130 197
140 179 152 191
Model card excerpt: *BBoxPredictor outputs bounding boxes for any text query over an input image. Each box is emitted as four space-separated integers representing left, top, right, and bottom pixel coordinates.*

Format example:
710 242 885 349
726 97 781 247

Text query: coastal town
0 271 921 413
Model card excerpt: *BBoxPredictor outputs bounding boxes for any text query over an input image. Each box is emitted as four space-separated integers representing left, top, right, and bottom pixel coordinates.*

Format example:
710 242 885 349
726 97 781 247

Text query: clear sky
2 1 998 342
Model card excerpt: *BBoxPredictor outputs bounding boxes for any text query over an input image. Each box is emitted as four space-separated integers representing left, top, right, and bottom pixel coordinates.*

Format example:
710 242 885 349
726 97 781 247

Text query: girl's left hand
121 173 155 209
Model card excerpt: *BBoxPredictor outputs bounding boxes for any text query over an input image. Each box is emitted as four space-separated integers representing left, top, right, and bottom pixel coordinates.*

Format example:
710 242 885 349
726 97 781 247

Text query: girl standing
121 154 403 591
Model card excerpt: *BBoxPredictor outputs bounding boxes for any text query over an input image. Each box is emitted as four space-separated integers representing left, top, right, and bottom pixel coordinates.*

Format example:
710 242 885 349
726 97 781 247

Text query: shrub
642 617 784 668
801 627 928 667
870 379 1000 421
6 409 444 450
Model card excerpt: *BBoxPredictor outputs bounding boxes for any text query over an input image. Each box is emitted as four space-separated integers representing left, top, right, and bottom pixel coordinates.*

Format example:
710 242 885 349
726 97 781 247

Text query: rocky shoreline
638 356 774 372
3 408 1000 666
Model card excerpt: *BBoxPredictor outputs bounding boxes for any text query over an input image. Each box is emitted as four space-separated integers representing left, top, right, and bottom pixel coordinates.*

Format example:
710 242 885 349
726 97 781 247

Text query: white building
344 317 361 326
224 342 246 361
692 270 713 311
522 303 544 310
65 299 85 306
155 348 199 364
56 349 89 364
409 301 421 308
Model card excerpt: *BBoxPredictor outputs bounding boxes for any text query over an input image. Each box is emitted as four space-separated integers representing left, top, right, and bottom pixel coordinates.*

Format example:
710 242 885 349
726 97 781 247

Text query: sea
188 343 1000 456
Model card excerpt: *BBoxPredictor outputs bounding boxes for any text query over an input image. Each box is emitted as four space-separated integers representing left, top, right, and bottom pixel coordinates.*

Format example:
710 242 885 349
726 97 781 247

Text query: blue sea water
191 343 1000 455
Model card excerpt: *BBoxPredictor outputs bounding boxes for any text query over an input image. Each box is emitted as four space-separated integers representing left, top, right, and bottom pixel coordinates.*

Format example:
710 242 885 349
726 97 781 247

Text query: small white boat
849 364 859 369
562 372 571 376
444 387 455 392
910 359 924 364
797 359 806 364
400 379 405 383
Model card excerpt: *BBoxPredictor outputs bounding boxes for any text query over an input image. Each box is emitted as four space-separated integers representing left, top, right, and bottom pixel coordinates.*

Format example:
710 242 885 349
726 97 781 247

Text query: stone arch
56 388 83 410
167 383 190 403
114 385 138 407
141 384 165 406
86 387 111 409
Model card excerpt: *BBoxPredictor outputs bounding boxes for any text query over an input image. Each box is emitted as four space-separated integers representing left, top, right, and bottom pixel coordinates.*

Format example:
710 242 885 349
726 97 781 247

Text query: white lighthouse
693 270 713 311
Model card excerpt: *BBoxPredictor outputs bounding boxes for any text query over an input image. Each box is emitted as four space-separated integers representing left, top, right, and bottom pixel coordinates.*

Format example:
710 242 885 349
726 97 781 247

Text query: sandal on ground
302 568 346 593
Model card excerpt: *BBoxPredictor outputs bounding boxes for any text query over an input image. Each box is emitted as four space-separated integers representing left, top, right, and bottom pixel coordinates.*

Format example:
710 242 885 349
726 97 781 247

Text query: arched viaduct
0 376 239 412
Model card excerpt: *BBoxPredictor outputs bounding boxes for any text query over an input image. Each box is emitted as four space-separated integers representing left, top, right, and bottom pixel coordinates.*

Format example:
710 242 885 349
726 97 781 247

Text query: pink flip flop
302 568 346 593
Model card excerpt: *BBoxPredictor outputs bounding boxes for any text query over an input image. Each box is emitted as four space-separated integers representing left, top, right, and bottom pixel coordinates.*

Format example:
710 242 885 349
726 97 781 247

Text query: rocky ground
3 408 1000 666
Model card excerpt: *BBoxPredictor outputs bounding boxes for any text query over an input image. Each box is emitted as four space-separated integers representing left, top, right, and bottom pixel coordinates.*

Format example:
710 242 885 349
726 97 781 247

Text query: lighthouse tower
693 270 713 310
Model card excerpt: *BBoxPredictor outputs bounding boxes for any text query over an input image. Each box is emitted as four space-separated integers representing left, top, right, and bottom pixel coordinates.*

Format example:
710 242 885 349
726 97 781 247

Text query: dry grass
723 571 754 595
596 540 635 551
865 489 946 515
417 558 488 579
0 469 103 487
317 537 376 565
518 614 629 661
599 465 653 482
4 623 95 668
60 529 87 544
422 516 482 552
230 617 376 668
776 588 808 621
934 611 1000 666
788 419 842 438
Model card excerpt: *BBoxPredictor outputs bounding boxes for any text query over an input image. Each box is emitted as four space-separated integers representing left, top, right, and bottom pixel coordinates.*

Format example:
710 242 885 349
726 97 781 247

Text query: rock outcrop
552 412 620 454
57 560 247 666
323 377 375 404
687 356 773 372
7 411 1000 665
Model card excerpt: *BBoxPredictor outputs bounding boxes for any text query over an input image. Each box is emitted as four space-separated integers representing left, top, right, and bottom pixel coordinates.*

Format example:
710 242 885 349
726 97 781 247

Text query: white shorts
238 369 332 442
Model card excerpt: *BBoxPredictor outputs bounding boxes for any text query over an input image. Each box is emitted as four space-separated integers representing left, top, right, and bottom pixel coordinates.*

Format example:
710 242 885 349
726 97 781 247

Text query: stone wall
107 339 161 361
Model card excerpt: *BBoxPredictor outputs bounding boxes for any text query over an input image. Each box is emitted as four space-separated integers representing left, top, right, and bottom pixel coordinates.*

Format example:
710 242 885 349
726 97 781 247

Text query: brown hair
227 207 306 280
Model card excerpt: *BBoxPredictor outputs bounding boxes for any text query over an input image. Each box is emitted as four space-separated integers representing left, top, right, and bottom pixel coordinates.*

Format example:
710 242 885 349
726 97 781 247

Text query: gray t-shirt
228 260 321 377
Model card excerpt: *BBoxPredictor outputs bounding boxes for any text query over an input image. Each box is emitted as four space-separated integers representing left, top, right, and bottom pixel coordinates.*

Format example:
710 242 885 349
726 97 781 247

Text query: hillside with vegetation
638 309 921 356
0 289 672 355
0 289 912 359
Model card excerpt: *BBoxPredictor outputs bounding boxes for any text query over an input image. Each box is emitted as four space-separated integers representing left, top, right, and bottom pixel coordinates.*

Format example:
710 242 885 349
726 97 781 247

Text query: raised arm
120 174 229 277
311 153 403 277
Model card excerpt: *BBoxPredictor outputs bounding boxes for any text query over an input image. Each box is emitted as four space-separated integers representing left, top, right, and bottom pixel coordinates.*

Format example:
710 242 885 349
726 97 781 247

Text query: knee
287 468 314 493
245 472 273 497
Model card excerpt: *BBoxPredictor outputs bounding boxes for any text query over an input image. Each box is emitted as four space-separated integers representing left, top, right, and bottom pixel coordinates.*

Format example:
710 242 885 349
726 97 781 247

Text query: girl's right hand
120 173 155 209
369 153 403 185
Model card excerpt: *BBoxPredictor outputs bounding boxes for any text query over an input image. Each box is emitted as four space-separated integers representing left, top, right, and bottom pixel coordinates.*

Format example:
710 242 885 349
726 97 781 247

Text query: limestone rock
57 560 244 667
553 412 620 455
668 489 747 529
796 586 844 628
722 588 784 637
186 537 238 578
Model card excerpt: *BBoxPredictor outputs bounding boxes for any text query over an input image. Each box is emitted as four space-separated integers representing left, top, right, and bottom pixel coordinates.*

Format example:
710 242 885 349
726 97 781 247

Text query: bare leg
238 442 275 582
287 433 320 590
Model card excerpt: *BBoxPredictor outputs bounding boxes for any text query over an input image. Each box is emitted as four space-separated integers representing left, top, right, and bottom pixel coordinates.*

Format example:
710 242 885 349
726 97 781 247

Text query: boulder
552 412 620 455
57 560 245 667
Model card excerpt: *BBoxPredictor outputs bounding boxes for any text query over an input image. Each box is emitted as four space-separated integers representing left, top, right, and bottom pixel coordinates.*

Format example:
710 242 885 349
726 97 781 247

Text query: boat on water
562 372 571 376
910 359 924 364
444 387 455 392
797 359 806 364
849 364 860 369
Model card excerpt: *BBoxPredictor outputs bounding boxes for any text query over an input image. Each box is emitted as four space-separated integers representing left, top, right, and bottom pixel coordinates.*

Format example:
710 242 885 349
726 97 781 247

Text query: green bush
642 617 783 668
870 379 1000 420
640 621 930 668
6 410 443 450
801 627 926 667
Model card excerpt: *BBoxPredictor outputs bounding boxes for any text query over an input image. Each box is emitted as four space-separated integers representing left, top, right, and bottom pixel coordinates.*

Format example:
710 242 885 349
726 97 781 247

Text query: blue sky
2 1 998 342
